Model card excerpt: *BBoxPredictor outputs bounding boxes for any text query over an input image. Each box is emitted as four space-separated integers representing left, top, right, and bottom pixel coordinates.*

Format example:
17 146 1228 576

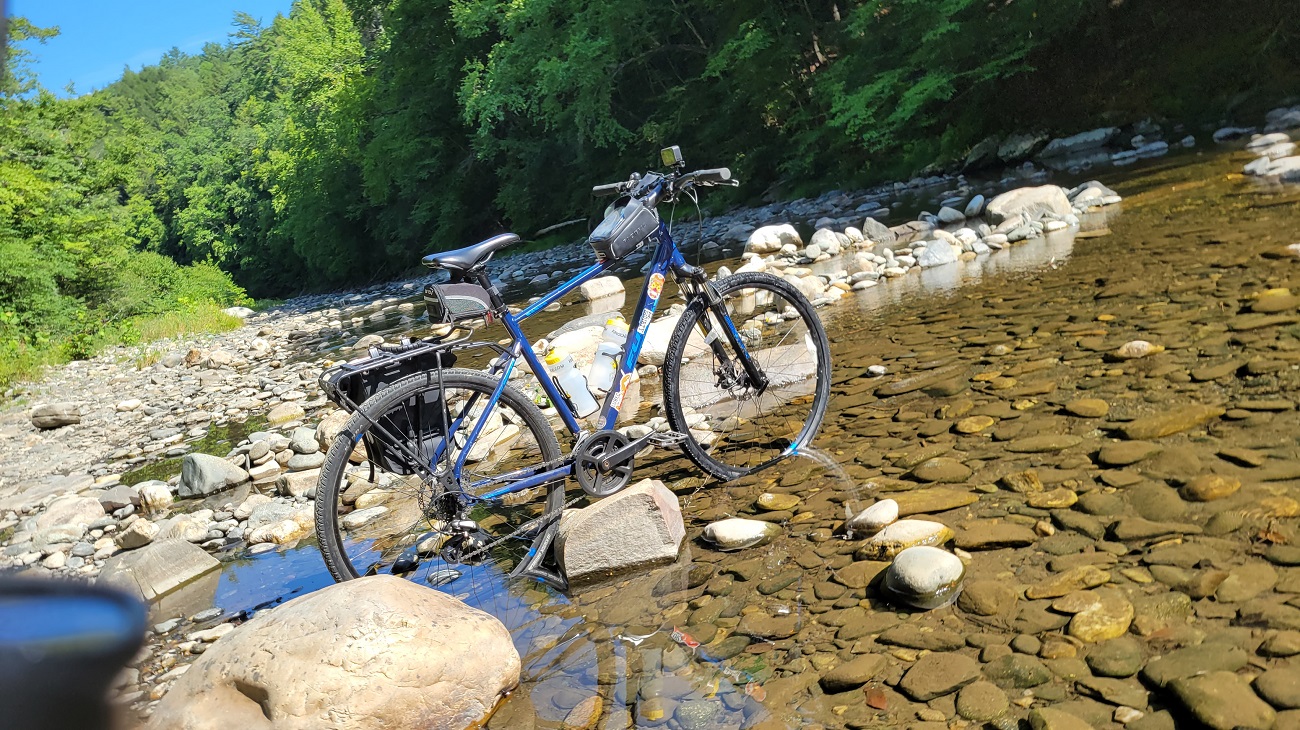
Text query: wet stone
1119 404 1225 440
1169 671 1276 730
1141 645 1249 688
1179 474 1241 502
898 652 981 702
757 570 803 595
1000 469 1044 494
955 681 1009 722
819 653 888 692
955 521 1037 550
912 458 973 483
1025 565 1111 599
879 625 965 652
957 580 1019 617
1215 562 1277 603
1006 434 1083 453
1085 637 1144 678
756 492 800 511
1097 441 1162 467
892 488 979 516
983 654 1052 689
1254 666 1300 709
1064 399 1110 418
1029 707 1096 730
1027 487 1078 509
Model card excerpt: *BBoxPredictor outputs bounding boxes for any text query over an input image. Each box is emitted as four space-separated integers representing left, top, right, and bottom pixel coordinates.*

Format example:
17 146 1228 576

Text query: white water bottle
545 352 599 417
586 316 629 392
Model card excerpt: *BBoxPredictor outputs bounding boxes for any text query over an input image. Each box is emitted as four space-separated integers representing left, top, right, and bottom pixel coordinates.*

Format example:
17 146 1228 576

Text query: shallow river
160 146 1300 729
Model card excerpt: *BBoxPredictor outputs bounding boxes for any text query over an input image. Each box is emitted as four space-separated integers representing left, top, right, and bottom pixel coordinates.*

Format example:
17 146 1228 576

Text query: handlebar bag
588 200 659 263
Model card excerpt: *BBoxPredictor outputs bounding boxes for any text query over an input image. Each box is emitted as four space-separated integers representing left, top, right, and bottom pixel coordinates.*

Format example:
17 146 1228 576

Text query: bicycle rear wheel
315 368 564 606
661 271 832 480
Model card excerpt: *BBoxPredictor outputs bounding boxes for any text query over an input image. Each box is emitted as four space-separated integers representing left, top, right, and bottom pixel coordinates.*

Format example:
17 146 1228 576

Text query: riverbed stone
882 546 966 609
556 479 684 582
857 519 954 560
1169 671 1276 730
1029 707 1096 730
898 652 981 701
984 654 1052 688
958 579 1019 616
1119 405 1225 440
99 539 220 602
911 457 972 483
178 453 249 497
147 575 520 730
893 488 979 515
1085 637 1144 678
1064 399 1110 418
846 499 898 537
1180 474 1241 502
956 681 1008 722
30 402 81 429
819 653 887 692
955 521 1037 550
701 517 781 551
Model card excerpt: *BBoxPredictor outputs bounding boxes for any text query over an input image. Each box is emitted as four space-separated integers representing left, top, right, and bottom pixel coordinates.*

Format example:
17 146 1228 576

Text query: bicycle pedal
649 431 689 448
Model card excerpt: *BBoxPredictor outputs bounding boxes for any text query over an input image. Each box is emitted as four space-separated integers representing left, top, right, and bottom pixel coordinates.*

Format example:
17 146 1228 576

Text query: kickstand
512 520 569 592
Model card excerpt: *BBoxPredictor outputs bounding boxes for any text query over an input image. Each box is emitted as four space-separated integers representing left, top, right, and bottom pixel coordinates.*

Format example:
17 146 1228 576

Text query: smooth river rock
701 518 781 551
882 546 966 609
148 575 520 730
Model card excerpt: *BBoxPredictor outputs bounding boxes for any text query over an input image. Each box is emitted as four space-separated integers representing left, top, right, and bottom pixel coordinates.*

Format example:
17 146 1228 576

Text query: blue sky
13 0 295 96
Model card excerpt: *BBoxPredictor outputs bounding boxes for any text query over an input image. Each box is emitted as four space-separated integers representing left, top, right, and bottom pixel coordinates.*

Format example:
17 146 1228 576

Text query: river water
157 144 1300 729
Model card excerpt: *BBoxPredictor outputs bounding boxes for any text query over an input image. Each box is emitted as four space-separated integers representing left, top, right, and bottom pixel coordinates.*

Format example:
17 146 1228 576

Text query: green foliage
5 0 1300 390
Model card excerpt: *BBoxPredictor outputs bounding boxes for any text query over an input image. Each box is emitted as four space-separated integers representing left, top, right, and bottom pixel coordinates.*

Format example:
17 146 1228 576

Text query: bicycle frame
444 221 694 501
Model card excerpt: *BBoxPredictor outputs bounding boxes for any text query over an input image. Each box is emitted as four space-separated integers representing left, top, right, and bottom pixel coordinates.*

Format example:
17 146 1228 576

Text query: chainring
574 430 635 497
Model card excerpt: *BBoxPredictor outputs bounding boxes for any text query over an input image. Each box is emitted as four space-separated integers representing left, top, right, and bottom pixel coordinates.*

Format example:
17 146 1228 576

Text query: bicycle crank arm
598 430 686 472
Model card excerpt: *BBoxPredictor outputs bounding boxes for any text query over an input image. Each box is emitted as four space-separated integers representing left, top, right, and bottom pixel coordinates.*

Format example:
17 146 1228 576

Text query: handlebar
591 166 738 203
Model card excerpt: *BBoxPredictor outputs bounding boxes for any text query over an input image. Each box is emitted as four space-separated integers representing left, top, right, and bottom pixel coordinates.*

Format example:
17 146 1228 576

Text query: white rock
985 185 1072 224
577 276 624 301
882 546 966 610
147 576 519 730
1247 132 1291 152
116 399 143 412
701 518 782 551
745 224 802 255
846 499 898 537
137 481 173 513
1114 340 1164 359
914 239 957 268
342 506 388 530
222 306 255 319
115 518 159 549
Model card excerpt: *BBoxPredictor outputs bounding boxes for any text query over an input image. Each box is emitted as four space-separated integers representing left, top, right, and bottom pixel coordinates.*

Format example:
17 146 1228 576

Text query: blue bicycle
315 148 831 591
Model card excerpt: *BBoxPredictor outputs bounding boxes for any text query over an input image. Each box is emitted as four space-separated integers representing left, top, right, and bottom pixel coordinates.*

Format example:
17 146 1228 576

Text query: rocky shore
0 107 1298 729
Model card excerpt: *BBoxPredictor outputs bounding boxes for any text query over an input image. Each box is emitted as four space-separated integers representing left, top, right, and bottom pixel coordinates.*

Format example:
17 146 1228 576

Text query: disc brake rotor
574 430 635 497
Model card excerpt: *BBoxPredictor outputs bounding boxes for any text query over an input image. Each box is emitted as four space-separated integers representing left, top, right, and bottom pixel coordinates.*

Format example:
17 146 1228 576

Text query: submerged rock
882 545 966 610
701 518 781 551
857 519 953 560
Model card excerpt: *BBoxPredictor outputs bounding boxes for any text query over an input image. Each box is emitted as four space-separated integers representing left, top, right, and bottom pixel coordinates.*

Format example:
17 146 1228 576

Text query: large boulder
745 224 802 255
638 313 706 367
985 185 1072 225
1038 127 1119 158
997 132 1047 162
576 275 624 301
147 575 520 730
30 403 81 429
556 478 685 583
99 539 221 602
178 453 249 498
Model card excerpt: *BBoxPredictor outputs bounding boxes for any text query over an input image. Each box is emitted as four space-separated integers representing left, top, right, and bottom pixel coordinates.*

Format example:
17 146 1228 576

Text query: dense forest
3 0 1299 386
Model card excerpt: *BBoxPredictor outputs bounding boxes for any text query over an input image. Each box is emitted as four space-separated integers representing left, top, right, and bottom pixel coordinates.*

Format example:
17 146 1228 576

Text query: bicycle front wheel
662 271 832 480
315 368 564 602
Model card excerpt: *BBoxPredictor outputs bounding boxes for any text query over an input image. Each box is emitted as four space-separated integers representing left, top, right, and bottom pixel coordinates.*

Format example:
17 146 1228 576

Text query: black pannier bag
424 282 494 324
588 199 659 263
320 346 457 475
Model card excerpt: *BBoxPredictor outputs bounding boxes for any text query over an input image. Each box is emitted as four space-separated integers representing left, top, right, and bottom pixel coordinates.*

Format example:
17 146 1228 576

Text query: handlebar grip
693 168 732 184
592 182 625 197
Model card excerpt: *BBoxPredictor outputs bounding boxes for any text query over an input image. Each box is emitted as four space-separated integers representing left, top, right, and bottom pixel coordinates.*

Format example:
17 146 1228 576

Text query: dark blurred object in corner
0 577 146 730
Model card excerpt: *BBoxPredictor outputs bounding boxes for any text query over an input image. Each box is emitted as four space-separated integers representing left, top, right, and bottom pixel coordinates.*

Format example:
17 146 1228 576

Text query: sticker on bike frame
609 373 632 411
647 272 665 301
636 309 653 335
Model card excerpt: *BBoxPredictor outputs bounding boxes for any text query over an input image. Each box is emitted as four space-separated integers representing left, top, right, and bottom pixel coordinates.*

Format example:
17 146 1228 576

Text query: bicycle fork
674 264 769 394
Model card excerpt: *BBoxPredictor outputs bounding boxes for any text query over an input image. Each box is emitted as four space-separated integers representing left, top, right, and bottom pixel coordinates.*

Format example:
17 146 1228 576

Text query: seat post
474 270 508 313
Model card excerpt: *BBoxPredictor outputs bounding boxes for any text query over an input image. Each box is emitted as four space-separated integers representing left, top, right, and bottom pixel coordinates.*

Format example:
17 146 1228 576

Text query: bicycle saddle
421 233 521 272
